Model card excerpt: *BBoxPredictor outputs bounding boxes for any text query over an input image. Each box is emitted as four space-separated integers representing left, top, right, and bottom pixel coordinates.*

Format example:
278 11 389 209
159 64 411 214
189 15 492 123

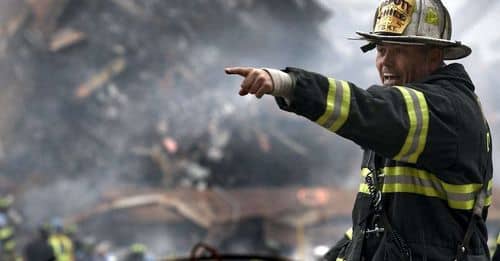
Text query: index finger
224 67 254 77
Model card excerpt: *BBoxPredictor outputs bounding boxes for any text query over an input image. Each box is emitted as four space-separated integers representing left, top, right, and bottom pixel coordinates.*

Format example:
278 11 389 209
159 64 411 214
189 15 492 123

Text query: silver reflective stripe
383 175 476 202
393 86 429 163
315 78 351 132
358 167 492 210
324 80 344 129
400 89 424 162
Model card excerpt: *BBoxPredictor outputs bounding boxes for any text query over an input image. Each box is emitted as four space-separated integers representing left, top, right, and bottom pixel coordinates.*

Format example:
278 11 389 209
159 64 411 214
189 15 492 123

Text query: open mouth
383 73 401 84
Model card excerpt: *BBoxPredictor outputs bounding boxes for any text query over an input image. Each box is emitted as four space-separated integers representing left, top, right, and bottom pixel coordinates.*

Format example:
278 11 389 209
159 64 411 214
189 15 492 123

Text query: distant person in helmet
48 218 75 261
124 243 154 261
492 232 500 261
0 194 22 261
226 0 492 260
24 223 56 261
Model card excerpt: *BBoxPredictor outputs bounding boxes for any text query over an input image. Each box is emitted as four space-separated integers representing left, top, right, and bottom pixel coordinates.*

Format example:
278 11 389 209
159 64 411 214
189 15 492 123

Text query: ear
428 48 444 70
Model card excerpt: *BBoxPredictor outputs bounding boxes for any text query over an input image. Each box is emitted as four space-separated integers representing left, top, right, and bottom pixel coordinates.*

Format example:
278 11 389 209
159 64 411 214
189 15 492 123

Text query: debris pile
0 0 365 258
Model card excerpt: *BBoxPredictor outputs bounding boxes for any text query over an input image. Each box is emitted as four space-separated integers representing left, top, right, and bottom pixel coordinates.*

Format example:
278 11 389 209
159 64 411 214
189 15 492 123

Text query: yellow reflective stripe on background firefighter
3 239 16 251
393 86 429 164
49 234 74 261
316 78 351 132
359 167 493 210
0 226 14 239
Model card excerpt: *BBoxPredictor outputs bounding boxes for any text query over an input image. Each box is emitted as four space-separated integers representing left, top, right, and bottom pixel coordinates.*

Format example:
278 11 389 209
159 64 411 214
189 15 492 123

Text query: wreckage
1 0 500 260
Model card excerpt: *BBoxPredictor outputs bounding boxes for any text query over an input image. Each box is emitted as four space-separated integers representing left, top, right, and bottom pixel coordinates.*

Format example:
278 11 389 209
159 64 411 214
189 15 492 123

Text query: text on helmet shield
375 0 416 35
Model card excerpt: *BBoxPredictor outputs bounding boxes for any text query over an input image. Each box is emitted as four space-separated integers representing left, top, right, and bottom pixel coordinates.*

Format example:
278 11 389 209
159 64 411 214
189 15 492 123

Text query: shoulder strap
455 96 490 260
373 154 412 261
455 186 488 260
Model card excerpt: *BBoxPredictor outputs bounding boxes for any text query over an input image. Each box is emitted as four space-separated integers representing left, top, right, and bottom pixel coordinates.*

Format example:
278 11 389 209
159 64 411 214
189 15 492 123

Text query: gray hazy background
0 0 499 259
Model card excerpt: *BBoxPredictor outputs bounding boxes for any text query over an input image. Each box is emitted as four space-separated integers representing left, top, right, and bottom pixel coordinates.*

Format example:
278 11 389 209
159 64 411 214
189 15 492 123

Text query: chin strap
361 42 377 53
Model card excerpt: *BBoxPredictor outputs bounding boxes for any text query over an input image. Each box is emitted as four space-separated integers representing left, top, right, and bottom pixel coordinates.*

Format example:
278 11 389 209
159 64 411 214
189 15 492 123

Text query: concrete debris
109 0 148 20
69 187 356 230
49 28 86 52
75 57 127 99
0 0 29 56
256 132 271 153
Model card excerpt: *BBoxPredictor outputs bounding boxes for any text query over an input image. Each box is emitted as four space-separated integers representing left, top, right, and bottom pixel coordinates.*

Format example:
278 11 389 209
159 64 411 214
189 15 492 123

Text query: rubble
5 0 499 260
3 0 485 259
75 57 127 99
68 186 355 255
49 28 86 52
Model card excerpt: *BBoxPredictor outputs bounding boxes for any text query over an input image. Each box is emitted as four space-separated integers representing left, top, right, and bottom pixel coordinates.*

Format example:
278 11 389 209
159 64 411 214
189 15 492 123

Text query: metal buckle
365 224 385 237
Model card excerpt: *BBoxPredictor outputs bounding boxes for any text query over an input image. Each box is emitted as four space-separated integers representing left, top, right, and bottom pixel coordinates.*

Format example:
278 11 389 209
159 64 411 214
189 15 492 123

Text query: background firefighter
0 194 22 261
48 218 75 261
23 223 56 261
225 0 492 260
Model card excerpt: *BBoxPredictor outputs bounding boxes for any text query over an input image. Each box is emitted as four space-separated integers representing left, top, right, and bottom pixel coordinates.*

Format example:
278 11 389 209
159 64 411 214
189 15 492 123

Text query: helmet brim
352 31 472 60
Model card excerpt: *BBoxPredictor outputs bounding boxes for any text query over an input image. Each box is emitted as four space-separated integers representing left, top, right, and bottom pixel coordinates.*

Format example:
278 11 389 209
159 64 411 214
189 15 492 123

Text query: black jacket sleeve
276 67 458 169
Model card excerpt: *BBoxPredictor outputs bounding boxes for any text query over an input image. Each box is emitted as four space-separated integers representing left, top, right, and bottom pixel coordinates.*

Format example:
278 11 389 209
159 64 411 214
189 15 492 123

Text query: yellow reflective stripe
329 80 351 132
414 91 429 162
359 183 369 194
0 227 14 239
336 258 345 261
345 227 353 240
49 236 60 255
359 168 370 193
382 183 442 197
487 132 491 152
393 87 429 163
497 233 500 245
4 239 15 250
49 234 74 261
358 167 492 210
447 199 475 210
316 78 336 126
382 183 475 210
362 166 485 193
485 195 493 207
393 87 417 161
315 78 351 132
361 168 370 177
487 180 493 207
384 167 482 194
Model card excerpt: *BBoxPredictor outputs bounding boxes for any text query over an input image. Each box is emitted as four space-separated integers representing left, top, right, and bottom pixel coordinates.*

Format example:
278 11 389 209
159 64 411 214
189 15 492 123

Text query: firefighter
0 194 21 261
492 232 500 261
64 223 90 261
48 218 75 261
225 0 492 260
123 243 154 261
24 223 56 261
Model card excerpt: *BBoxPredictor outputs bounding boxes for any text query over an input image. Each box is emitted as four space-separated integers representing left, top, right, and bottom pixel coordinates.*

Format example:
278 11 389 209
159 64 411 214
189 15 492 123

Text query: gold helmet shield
374 0 416 35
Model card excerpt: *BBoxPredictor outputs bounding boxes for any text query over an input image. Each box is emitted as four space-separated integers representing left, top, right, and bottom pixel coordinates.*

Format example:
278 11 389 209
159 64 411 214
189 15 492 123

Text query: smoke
0 0 358 258
4 0 500 258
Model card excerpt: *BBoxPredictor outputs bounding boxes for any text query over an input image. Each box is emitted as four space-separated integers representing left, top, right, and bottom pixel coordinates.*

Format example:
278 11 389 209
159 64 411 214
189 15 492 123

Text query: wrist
262 68 294 99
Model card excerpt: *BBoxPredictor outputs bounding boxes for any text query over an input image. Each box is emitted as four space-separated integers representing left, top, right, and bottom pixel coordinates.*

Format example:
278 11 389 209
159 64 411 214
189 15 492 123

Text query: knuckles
237 68 272 97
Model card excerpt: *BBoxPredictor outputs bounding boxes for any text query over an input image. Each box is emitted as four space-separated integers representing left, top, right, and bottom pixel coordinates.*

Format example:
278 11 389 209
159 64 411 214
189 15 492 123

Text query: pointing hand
225 67 274 99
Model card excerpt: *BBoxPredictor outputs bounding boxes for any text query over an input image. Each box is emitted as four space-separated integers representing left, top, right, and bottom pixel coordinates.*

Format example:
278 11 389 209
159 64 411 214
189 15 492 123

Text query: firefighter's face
376 43 443 86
